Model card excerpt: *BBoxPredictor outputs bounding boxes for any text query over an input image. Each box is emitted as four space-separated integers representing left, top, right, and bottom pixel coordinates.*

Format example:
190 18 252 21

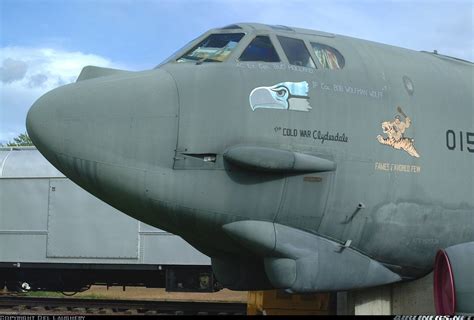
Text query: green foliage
25 291 64 298
4 132 33 147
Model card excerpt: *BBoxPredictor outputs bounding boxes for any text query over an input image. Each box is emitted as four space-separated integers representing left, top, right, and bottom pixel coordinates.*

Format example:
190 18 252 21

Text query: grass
25 291 64 298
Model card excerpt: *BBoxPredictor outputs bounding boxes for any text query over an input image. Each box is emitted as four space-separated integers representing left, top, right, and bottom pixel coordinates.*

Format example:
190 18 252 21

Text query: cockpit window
311 43 345 69
277 36 316 68
177 33 245 63
239 36 280 62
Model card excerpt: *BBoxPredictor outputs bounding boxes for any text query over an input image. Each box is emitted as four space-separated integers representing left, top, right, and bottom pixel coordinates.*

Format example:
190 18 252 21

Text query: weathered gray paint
223 220 401 291
24 22 473 297
223 145 336 172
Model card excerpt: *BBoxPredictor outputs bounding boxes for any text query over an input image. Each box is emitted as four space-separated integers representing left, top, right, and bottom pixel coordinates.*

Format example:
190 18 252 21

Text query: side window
239 36 280 62
311 43 345 69
277 36 316 68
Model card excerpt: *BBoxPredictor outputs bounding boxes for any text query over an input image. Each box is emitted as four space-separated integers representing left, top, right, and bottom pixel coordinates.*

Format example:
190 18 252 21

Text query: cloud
0 58 29 83
0 47 123 144
28 73 49 88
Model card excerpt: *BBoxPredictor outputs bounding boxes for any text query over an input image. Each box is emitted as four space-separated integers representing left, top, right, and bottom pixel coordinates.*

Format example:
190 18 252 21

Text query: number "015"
446 130 474 153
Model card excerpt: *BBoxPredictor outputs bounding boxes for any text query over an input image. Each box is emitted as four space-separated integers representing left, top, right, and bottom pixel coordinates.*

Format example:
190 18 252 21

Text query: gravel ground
73 286 248 303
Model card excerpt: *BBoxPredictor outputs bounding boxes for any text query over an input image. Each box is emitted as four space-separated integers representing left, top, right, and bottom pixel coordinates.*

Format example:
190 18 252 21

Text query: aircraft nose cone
26 86 65 164
27 68 179 198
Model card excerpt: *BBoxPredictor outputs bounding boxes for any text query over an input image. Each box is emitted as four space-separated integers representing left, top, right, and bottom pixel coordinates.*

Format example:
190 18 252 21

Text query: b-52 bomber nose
27 83 70 165
26 89 54 157
26 67 180 223
22 23 474 310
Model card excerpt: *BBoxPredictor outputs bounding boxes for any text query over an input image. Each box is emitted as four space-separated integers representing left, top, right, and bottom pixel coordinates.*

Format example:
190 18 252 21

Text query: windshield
177 33 245 63
239 35 280 62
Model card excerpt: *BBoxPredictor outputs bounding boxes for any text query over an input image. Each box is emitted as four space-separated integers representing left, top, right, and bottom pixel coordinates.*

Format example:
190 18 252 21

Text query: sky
1 0 473 144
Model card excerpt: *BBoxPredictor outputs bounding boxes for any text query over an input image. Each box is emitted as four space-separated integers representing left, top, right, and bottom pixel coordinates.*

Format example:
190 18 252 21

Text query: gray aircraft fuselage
26 23 473 292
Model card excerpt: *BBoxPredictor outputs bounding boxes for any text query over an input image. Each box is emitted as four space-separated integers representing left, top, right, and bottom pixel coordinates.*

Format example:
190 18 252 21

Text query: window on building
239 36 280 62
177 33 245 63
277 36 316 68
311 43 345 69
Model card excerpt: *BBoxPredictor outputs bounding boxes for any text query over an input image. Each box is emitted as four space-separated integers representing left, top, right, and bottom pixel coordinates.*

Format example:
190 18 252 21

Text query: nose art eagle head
249 81 311 112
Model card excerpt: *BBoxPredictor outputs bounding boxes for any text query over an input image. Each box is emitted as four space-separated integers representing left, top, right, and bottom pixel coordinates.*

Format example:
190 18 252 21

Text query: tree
4 132 34 147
